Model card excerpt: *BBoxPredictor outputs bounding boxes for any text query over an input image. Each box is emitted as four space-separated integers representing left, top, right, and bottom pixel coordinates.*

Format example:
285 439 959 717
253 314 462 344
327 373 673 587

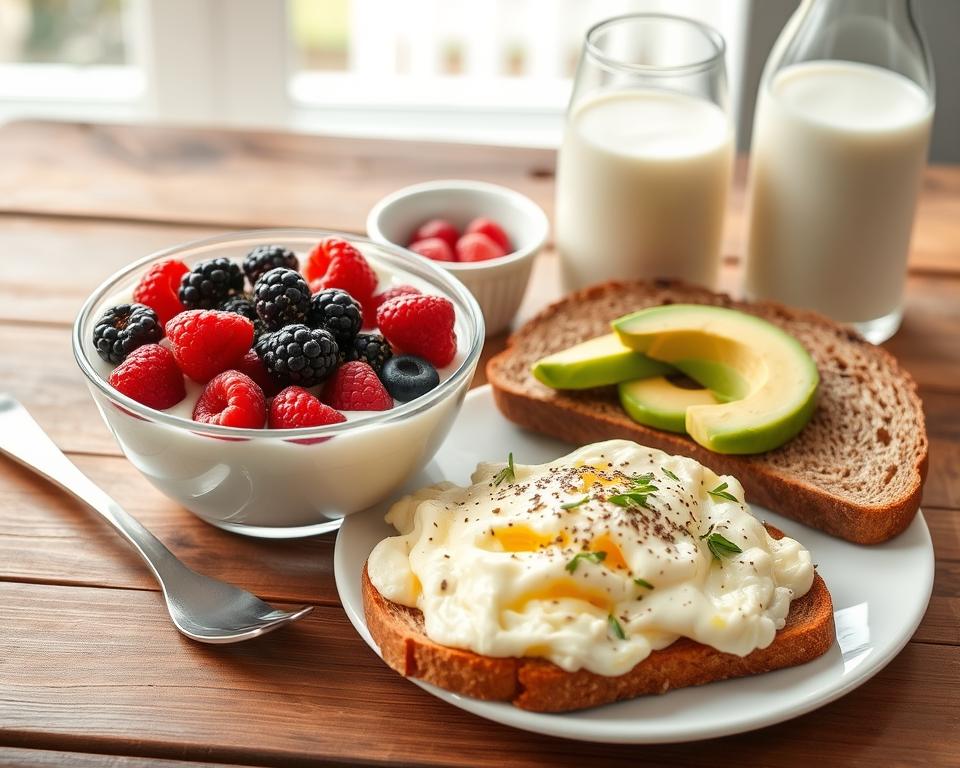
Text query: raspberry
343 332 392 373
133 260 189 325
410 219 459 250
361 301 376 330
257 324 339 387
235 348 282 396
309 288 362 344
409 237 456 262
243 245 298 286
305 237 364 283
364 284 421 328
254 267 311 330
373 285 421 307
456 232 506 262
269 385 346 428
93 303 163 364
108 344 185 410
179 258 245 310
323 361 393 411
165 309 255 383
304 240 336 283
308 238 378 302
465 218 512 252
218 295 257 322
193 370 265 428
377 295 457 368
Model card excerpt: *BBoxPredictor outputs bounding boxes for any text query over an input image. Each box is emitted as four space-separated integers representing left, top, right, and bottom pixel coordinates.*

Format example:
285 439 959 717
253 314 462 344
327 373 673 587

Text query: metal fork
0 395 312 643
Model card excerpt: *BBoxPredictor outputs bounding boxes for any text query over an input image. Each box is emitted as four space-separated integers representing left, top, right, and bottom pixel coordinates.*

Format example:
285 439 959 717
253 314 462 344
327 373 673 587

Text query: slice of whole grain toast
486 280 928 544
362 524 835 713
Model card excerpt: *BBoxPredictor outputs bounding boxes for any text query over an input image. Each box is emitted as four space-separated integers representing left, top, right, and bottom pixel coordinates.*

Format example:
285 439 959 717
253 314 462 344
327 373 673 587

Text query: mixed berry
407 217 513 263
95 237 457 430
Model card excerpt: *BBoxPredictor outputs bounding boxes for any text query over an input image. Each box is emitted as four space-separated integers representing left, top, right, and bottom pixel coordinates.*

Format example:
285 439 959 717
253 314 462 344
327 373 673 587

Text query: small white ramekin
366 180 549 336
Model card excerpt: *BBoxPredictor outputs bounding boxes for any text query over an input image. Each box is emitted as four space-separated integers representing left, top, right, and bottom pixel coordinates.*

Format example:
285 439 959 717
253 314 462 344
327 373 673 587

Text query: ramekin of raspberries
89 236 465 431
365 179 549 335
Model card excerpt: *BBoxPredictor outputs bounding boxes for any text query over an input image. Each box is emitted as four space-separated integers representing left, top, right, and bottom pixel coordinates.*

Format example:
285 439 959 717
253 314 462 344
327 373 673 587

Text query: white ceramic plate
334 385 934 744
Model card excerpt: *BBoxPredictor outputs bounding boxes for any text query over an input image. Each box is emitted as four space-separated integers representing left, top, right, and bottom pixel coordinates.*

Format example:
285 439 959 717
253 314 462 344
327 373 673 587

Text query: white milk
556 89 733 291
746 61 933 324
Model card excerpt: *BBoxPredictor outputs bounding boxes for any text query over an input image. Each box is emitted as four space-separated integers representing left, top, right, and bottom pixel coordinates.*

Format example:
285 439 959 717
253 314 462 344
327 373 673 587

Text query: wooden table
0 120 957 767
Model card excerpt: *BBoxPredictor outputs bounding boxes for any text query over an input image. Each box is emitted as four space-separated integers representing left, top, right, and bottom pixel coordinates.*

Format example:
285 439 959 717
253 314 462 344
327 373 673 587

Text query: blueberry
380 355 440 402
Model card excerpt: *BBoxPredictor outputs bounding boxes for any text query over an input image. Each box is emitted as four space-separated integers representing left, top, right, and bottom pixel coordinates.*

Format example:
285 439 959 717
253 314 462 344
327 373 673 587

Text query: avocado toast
486 279 928 544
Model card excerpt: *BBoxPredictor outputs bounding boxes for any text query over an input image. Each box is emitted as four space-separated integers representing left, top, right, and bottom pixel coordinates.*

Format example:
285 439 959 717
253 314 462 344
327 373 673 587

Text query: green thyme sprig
565 550 606 573
633 577 655 590
608 472 658 509
560 495 589 510
493 453 515 486
707 482 738 502
699 524 743 560
607 614 626 640
662 467 679 482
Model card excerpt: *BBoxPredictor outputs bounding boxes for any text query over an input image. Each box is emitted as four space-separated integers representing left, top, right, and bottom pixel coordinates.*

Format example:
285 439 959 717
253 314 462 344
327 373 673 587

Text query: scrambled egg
368 440 814 677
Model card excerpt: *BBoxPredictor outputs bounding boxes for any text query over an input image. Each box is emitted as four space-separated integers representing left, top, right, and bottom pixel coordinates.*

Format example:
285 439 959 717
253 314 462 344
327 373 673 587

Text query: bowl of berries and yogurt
73 229 483 538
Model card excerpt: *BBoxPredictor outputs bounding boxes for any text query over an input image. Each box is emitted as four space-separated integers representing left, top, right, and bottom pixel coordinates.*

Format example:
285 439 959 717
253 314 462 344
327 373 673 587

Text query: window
0 0 143 120
0 0 749 146
288 0 748 146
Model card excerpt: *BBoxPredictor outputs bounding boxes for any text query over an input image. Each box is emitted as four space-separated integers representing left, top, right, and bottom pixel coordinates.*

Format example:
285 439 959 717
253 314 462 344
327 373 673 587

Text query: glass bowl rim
585 12 727 77
72 228 485 440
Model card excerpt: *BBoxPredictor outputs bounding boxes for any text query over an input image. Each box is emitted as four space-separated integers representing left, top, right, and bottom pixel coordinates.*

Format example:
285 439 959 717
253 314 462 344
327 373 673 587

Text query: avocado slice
613 305 819 454
619 377 720 433
532 333 674 390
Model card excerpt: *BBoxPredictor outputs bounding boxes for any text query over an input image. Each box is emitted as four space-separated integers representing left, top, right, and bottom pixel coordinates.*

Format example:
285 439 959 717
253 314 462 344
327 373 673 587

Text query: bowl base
203 516 343 538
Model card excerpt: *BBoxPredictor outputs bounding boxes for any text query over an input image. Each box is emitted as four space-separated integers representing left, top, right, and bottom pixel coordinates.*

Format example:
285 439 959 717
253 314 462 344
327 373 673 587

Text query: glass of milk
556 14 734 292
745 0 935 343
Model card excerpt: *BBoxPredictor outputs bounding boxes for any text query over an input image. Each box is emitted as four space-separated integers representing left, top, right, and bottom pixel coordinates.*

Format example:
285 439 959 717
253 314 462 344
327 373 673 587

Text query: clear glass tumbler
745 0 935 343
555 13 734 293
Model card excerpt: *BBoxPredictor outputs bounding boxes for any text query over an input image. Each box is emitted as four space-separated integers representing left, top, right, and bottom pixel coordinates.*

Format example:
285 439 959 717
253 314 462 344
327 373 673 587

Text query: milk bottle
745 0 934 342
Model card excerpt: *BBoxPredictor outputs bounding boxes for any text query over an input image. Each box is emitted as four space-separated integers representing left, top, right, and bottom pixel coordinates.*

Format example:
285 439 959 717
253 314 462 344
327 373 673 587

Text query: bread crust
362 529 835 713
486 279 928 544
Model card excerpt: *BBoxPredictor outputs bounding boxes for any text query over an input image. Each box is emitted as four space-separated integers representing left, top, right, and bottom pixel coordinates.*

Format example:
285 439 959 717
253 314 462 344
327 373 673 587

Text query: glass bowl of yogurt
72 229 484 538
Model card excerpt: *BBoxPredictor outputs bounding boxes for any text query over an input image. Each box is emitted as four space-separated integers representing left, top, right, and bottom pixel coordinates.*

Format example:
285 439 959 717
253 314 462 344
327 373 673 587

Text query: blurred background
0 0 956 159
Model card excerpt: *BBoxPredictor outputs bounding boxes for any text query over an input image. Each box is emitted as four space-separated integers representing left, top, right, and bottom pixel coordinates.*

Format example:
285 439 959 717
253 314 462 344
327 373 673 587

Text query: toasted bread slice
486 280 928 544
362 527 835 712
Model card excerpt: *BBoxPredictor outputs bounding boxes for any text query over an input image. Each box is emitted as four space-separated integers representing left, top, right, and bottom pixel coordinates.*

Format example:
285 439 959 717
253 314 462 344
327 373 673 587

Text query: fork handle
0 395 174 580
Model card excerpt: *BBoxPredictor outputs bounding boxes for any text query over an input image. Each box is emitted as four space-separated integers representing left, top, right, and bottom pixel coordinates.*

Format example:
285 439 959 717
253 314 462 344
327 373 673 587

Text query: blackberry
309 288 362 344
218 294 257 322
254 268 311 331
243 245 299 286
92 303 163 364
257 324 339 386
343 333 392 373
253 321 271 357
380 355 440 402
179 258 244 309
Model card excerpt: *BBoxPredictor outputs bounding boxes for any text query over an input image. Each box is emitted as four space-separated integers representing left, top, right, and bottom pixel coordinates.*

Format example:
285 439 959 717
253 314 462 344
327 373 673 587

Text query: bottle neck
798 0 916 28
768 0 932 96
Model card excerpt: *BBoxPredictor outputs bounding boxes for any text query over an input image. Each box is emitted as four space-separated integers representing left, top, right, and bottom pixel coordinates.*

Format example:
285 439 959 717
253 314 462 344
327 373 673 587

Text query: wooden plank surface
0 120 958 767
1 581 958 768
0 748 250 768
